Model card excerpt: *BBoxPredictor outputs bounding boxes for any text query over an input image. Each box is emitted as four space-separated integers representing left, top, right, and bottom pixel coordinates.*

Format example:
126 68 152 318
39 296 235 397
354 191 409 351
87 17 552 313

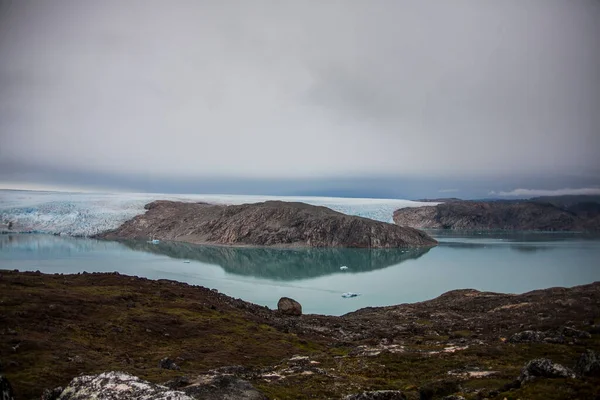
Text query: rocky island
1 270 600 399
393 197 600 231
97 200 437 248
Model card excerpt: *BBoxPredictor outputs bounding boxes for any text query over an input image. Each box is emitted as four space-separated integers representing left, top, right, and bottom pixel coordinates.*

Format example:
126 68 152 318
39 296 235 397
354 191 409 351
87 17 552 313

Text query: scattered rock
344 390 407 400
575 350 600 377
46 372 193 400
68 355 84 364
0 375 15 400
508 330 545 343
181 374 267 399
277 297 302 316
41 386 63 400
518 358 575 383
159 357 180 370
561 326 592 339
163 376 191 390
508 327 591 344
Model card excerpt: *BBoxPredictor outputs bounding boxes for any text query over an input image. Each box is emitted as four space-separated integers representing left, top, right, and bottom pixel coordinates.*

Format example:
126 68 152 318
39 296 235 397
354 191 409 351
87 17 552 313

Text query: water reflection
0 233 121 256
120 240 431 280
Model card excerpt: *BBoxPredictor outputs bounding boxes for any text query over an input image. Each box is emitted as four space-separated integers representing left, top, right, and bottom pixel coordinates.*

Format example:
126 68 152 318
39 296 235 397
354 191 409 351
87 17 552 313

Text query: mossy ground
1 270 599 399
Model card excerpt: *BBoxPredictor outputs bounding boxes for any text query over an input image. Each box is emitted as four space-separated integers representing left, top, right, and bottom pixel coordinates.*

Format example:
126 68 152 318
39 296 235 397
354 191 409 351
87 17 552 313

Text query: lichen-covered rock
343 390 407 400
57 371 193 399
518 358 575 383
277 297 302 316
575 350 600 377
0 375 15 400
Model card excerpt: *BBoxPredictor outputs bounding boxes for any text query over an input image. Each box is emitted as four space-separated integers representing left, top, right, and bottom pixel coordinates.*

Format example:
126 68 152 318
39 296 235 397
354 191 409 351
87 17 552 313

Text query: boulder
575 350 600 377
344 390 407 400
518 358 575 383
277 297 302 316
53 372 193 399
159 357 180 370
508 330 546 343
0 375 15 400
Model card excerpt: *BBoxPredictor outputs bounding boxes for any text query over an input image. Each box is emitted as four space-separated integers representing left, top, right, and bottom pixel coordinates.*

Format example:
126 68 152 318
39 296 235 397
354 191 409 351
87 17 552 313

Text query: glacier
0 190 436 237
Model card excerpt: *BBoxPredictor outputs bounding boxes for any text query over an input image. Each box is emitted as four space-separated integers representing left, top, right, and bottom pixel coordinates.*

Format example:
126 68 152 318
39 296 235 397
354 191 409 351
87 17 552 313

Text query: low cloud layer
1 1 599 193
492 188 600 197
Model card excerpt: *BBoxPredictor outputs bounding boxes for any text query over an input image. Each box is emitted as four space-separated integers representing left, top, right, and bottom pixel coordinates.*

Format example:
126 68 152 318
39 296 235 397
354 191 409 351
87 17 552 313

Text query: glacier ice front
0 190 436 237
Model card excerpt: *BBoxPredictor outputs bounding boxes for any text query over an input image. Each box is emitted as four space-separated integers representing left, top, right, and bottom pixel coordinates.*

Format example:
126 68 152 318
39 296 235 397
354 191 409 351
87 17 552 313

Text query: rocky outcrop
508 327 591 344
98 200 437 248
55 372 193 399
518 359 575 383
277 297 302 316
47 371 266 400
393 200 600 231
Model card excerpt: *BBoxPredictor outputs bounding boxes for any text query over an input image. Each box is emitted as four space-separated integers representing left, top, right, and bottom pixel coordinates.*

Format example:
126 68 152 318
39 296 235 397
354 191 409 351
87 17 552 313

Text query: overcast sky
0 0 599 198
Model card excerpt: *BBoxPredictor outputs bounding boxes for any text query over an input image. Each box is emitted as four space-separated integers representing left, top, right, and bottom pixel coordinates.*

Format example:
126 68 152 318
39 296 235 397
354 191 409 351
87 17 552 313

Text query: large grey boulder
277 297 302 316
518 358 575 383
56 372 193 399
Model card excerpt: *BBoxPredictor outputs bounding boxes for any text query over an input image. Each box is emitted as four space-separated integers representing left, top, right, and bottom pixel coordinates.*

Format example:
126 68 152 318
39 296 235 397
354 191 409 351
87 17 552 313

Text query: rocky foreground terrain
1 270 600 399
97 200 437 248
393 199 600 231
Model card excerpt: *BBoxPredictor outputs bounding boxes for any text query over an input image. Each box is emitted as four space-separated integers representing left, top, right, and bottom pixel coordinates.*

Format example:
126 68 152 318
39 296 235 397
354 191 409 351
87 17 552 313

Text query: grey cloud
0 0 599 191
493 188 600 197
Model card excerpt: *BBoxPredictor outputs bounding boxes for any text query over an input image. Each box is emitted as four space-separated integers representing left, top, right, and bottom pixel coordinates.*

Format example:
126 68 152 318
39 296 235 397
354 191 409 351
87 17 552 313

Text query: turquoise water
1 232 599 315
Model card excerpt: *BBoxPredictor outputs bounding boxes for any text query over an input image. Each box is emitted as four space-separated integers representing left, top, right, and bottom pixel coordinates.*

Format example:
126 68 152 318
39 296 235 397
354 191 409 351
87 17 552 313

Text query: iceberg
341 292 360 298
340 266 348 270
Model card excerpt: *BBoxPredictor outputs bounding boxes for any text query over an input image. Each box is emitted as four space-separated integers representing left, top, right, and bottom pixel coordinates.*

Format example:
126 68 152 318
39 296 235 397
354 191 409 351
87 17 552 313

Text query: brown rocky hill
97 200 437 248
393 200 600 231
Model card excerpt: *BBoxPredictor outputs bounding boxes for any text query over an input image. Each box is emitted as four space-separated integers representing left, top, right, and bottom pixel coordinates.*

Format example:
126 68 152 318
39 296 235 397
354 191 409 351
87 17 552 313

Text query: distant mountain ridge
395 195 600 231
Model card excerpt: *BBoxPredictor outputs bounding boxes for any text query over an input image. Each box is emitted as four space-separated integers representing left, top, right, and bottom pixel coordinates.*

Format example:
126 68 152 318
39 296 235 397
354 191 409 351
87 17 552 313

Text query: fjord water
2 232 599 315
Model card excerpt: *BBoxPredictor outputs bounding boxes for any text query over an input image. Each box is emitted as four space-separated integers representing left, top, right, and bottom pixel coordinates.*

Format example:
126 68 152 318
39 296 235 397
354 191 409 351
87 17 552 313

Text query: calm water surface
1 232 599 315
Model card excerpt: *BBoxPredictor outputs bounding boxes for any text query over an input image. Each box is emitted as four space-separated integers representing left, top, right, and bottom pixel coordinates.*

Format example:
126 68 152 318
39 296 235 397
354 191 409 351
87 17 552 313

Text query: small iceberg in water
341 292 360 298
340 266 348 270
183 260 191 263
147 239 160 244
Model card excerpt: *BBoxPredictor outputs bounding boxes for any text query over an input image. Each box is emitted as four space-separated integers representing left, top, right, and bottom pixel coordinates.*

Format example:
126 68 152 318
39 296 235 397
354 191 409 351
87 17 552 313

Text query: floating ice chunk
341 292 360 298
340 266 348 270
147 239 160 244
183 260 191 263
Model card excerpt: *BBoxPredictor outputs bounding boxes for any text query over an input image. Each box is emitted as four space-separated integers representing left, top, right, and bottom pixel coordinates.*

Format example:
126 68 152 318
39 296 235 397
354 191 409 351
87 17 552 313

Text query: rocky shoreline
1 270 599 399
96 200 438 248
